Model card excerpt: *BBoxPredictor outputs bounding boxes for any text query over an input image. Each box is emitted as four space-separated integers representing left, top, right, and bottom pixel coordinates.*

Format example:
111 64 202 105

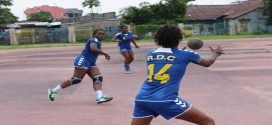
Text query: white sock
96 90 103 100
52 84 62 92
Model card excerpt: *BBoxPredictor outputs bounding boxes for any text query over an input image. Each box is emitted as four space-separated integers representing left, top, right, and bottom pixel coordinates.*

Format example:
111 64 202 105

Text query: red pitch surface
0 38 272 125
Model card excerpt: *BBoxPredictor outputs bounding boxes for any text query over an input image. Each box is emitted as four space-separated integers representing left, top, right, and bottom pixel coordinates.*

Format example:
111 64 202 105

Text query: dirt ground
0 38 272 125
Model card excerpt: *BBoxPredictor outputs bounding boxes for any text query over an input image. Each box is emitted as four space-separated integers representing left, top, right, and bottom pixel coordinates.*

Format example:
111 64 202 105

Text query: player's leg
176 106 215 125
127 51 134 64
121 51 132 73
87 66 113 103
48 67 87 101
131 117 153 125
132 101 157 125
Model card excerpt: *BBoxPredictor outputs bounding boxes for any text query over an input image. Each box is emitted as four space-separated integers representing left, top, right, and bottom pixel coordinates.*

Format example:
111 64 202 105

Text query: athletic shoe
124 69 132 74
124 65 132 74
48 89 58 102
96 95 113 104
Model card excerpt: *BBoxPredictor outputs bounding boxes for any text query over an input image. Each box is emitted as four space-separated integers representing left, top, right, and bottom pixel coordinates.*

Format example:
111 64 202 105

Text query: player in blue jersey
112 25 139 73
48 28 113 104
131 25 224 125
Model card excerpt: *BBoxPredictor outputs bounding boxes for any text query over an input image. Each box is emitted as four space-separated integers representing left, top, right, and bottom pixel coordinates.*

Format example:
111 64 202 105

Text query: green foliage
120 0 192 25
0 8 17 24
0 0 12 8
75 33 90 43
27 11 52 22
75 29 92 42
263 0 272 25
82 0 100 13
0 0 17 24
130 25 159 39
120 6 152 25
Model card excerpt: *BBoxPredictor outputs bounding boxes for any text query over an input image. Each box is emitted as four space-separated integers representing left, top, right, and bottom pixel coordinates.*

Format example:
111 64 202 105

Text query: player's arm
90 43 110 60
112 36 121 42
198 45 224 67
131 38 139 48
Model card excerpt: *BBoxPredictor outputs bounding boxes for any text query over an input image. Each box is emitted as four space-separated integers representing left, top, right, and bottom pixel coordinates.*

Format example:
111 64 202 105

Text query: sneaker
124 69 132 74
48 89 58 102
124 65 132 74
96 95 113 104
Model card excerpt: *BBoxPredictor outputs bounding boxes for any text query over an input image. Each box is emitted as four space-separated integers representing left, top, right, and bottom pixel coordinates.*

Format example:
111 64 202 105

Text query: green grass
0 42 84 50
1 34 272 50
184 34 272 41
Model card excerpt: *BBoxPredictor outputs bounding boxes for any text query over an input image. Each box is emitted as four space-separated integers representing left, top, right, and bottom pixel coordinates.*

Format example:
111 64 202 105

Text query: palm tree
82 0 101 14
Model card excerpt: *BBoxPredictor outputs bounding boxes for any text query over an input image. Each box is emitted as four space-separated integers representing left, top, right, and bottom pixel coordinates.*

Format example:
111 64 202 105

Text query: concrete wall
228 8 272 34
60 12 117 24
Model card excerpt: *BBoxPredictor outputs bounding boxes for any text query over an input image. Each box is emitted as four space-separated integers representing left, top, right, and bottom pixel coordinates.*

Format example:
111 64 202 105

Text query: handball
187 39 203 50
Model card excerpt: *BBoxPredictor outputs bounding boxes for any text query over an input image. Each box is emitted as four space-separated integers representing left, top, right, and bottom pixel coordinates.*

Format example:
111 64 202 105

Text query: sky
9 0 239 21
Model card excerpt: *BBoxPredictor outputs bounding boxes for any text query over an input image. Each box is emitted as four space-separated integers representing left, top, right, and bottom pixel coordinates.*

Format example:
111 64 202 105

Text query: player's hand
104 53 110 61
209 45 224 55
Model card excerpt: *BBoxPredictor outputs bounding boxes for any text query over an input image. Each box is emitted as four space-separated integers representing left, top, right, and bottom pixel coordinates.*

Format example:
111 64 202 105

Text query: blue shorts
119 45 132 53
73 54 96 69
133 98 192 120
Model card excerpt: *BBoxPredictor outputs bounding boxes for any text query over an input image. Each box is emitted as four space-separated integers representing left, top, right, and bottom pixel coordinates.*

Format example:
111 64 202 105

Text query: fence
74 25 121 42
0 31 9 45
17 28 68 44
2 23 272 45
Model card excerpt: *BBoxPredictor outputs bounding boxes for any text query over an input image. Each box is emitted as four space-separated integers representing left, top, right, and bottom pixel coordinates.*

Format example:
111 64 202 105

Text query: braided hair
92 28 105 37
154 25 183 48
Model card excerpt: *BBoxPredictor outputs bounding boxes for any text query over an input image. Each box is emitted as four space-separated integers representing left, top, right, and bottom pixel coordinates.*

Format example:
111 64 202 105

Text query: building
24 5 66 20
186 0 272 35
24 5 83 20
64 8 83 18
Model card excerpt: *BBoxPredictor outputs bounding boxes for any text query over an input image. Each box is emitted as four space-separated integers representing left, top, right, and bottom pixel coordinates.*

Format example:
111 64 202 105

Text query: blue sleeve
129 32 134 40
89 38 97 44
115 33 122 40
129 32 133 36
184 50 201 64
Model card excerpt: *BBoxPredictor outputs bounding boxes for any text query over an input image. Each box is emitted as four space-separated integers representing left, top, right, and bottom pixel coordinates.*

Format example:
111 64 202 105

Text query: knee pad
92 75 103 84
68 77 82 85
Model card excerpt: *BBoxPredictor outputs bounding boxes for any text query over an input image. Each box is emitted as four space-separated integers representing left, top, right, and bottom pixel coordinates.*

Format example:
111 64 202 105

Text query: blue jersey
80 38 101 63
115 31 133 47
135 47 201 101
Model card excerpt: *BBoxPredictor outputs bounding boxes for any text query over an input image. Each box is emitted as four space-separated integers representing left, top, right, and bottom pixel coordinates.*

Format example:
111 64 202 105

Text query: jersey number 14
147 64 173 84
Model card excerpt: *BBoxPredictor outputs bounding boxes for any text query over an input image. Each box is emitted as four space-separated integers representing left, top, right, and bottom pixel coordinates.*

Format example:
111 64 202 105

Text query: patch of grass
184 34 272 40
1 34 272 50
0 42 84 50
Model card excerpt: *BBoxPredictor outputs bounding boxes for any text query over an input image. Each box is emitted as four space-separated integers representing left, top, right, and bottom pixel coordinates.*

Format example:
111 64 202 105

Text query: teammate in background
48 28 113 104
131 25 224 125
112 25 139 73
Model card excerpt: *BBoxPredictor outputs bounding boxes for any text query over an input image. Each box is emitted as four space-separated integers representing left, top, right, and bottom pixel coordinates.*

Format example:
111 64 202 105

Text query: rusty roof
186 0 264 21
24 5 66 19
225 0 263 18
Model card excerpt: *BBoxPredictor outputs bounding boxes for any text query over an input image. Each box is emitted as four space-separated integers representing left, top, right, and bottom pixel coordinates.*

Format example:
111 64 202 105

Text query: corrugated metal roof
187 5 232 20
225 0 263 18
186 0 264 20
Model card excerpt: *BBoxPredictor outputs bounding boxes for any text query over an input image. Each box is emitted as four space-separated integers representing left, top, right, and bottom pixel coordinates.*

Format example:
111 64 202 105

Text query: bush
131 25 159 39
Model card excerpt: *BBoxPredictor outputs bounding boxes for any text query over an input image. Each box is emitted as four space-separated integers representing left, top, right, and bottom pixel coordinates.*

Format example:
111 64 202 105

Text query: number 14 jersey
135 47 200 101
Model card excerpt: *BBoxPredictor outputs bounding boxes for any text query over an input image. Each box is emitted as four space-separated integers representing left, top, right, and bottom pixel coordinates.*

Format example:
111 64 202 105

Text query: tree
82 0 101 13
120 5 153 25
263 0 272 25
120 0 193 25
0 0 18 24
27 11 53 22
0 0 12 8
0 8 17 24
